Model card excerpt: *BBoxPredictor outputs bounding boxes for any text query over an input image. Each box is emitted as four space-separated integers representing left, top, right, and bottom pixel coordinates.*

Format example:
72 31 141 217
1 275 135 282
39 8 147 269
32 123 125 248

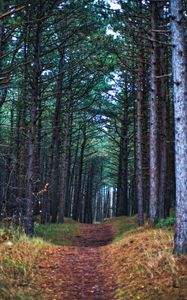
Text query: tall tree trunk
15 18 28 224
58 93 73 223
72 125 86 221
149 0 159 223
136 55 144 226
156 2 171 219
116 75 128 216
84 161 94 224
41 47 66 224
171 0 187 255
25 4 42 236
158 22 168 218
136 0 144 226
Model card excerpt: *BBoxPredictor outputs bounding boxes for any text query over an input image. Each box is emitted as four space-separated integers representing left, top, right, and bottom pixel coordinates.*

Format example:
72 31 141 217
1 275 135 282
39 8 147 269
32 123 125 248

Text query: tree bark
84 161 94 224
171 0 187 255
136 57 144 226
41 46 66 224
149 0 159 223
157 5 169 219
25 3 42 236
116 74 129 216
136 0 144 226
58 93 73 223
72 125 86 221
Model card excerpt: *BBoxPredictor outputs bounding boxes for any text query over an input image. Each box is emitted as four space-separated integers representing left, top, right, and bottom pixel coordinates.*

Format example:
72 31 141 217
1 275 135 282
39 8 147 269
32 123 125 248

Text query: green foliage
34 223 80 246
156 217 176 228
0 224 25 242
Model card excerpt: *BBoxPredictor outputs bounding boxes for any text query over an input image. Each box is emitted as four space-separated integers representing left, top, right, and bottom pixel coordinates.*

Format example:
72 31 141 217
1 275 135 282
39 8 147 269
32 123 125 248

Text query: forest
0 0 186 299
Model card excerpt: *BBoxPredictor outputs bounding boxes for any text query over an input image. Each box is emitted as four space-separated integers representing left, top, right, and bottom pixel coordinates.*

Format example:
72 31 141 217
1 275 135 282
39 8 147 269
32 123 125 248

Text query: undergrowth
0 236 46 300
0 220 80 299
106 216 138 243
103 216 187 300
34 222 80 245
156 216 175 228
0 216 185 300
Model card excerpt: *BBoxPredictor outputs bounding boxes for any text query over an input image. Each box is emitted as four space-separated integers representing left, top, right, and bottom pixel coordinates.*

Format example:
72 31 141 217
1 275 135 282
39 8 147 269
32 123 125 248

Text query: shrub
156 217 175 228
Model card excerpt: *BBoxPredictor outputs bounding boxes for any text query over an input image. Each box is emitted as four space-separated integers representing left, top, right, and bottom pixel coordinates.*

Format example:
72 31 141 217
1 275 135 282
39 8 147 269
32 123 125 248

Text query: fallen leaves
34 223 115 300
31 218 187 300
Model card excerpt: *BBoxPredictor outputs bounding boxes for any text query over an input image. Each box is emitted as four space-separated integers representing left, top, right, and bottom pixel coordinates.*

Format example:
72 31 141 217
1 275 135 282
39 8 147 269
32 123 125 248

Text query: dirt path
37 223 115 300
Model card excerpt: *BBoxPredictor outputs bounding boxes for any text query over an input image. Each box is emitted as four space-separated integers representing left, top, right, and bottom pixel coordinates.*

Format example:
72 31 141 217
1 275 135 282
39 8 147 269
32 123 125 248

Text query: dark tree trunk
41 47 66 224
73 126 86 221
25 4 42 236
136 0 144 226
136 55 144 226
116 75 129 216
84 162 94 224
156 3 171 219
149 0 159 223
58 93 73 223
158 59 171 218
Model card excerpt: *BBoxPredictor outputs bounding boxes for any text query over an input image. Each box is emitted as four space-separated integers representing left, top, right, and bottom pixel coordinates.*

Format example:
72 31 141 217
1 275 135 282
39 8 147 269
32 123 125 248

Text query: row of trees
0 0 186 254
0 0 119 233
108 0 187 255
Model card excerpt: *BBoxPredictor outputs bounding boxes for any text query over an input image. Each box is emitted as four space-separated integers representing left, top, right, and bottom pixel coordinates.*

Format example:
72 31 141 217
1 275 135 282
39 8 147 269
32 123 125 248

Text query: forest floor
0 217 187 299
33 217 187 300
34 222 115 300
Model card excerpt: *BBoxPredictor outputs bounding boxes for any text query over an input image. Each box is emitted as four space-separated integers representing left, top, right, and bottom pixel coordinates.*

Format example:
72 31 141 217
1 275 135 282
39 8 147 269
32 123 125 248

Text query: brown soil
36 223 115 300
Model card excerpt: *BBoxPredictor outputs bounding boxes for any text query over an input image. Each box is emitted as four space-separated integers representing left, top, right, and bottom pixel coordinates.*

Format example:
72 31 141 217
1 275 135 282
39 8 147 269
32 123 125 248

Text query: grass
103 216 187 300
0 216 186 300
0 236 46 299
0 219 80 299
106 215 138 243
34 221 80 246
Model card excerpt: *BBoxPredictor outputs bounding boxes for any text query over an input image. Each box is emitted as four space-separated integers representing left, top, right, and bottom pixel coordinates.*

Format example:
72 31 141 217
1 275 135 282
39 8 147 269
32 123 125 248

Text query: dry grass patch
105 216 138 243
0 220 80 299
102 223 187 300
0 237 46 299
